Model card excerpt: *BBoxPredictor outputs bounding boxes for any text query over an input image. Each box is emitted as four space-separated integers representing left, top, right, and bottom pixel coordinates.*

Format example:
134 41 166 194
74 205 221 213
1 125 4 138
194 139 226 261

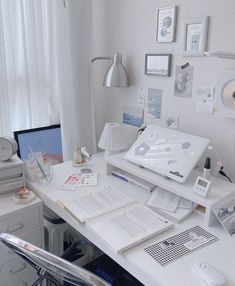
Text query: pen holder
25 153 53 185
34 157 53 185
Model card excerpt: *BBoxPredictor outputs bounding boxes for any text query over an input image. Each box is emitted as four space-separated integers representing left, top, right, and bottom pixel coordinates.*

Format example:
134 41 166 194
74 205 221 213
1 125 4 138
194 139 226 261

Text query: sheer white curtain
0 0 96 160
0 0 60 134
55 0 96 159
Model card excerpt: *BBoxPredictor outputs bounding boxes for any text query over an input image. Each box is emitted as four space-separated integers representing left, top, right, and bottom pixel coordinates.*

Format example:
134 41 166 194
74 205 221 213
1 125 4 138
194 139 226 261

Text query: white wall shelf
106 152 235 226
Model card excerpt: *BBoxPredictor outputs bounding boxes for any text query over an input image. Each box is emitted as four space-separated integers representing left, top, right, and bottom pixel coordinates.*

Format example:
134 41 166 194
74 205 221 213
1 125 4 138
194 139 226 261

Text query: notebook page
58 186 135 223
87 203 174 253
147 187 181 213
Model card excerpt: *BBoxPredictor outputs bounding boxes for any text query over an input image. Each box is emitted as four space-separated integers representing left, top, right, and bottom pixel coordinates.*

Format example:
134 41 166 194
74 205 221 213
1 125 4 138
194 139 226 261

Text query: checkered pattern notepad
144 225 218 266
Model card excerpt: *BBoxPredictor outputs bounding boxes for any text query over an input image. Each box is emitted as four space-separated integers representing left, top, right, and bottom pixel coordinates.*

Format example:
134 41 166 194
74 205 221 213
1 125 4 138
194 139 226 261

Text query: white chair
0 233 111 286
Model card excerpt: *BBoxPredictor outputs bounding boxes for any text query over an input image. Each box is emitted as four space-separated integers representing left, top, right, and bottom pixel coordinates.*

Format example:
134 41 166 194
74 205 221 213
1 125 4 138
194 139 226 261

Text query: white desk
27 152 235 286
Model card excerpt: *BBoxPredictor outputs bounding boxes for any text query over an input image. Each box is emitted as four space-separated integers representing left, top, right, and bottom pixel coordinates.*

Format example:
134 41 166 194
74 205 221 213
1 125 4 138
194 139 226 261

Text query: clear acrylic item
25 152 53 185
80 147 92 174
72 147 85 167
25 152 43 182
34 157 53 185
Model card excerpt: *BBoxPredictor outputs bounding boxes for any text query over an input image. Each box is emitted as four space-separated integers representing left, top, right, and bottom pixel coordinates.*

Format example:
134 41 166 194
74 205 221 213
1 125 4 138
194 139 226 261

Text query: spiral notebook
57 186 135 223
58 186 173 253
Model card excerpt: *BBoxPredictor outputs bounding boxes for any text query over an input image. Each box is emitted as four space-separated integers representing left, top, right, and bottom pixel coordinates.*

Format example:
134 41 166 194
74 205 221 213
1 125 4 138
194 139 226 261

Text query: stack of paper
147 187 197 223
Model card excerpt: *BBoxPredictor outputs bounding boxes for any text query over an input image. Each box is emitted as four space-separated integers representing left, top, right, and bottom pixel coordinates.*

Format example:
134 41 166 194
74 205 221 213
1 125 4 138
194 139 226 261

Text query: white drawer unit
0 206 41 235
0 258 37 286
0 193 44 285
0 228 43 264
0 155 24 194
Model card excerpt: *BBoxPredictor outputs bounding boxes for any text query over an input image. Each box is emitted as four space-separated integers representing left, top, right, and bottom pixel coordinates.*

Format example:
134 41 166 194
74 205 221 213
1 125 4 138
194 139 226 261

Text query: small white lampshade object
98 122 127 157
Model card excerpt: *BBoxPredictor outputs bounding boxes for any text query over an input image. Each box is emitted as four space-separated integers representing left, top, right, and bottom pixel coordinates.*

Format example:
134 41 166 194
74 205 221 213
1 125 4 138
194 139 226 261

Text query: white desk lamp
92 53 129 87
98 122 127 157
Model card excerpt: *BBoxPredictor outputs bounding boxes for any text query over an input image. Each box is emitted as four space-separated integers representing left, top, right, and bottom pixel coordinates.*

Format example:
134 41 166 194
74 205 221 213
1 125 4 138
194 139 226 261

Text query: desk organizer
106 152 235 226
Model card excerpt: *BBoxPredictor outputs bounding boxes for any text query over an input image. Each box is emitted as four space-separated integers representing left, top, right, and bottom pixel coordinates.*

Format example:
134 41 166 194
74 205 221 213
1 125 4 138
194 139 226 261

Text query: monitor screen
14 125 63 164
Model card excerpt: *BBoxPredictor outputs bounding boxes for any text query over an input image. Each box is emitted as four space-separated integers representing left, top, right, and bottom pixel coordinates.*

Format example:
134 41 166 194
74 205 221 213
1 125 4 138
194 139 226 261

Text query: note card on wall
145 88 163 119
123 105 144 127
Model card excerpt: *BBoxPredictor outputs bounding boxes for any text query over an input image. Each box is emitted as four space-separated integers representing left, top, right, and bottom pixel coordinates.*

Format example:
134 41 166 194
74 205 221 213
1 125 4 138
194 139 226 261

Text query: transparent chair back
0 233 111 286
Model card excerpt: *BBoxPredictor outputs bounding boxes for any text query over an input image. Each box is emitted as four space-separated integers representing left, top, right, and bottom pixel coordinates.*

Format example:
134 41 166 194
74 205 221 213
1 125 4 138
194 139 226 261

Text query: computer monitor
14 124 63 164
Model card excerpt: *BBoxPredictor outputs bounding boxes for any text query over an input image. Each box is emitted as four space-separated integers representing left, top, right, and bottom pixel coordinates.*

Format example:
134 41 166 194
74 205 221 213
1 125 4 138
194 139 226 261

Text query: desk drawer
0 227 43 264
0 205 41 236
0 258 37 286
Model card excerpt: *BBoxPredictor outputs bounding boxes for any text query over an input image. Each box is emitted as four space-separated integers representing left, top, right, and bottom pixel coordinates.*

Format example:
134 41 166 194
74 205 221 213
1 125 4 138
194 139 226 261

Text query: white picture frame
182 16 209 57
156 6 177 43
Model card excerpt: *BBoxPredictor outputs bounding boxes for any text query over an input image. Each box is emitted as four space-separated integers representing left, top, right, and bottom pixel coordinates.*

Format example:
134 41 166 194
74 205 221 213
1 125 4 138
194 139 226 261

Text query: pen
112 172 128 182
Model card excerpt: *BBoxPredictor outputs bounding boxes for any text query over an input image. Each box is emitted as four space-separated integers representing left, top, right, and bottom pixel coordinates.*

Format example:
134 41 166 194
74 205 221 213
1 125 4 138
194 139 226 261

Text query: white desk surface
27 152 235 286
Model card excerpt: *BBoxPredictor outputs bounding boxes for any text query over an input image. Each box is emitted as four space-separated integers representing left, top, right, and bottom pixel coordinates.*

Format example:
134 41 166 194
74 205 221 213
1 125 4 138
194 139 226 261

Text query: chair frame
0 233 111 286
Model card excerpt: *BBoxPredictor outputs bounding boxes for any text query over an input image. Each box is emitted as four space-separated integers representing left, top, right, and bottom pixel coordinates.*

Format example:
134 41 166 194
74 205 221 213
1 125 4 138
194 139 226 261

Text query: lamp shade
103 53 129 87
98 123 127 156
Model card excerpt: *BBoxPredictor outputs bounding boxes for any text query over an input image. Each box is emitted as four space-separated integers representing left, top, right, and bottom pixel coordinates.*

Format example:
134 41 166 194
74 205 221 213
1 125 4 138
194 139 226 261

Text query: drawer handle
9 262 27 274
6 223 24 233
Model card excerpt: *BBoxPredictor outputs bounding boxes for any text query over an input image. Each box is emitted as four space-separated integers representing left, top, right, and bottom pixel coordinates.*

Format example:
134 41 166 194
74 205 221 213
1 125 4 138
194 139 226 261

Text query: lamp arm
91 56 112 63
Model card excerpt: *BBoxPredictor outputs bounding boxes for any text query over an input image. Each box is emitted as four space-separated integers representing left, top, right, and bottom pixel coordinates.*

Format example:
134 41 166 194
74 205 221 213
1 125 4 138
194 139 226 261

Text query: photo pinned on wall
145 88 163 119
182 17 209 57
123 105 144 128
156 6 177 43
195 86 215 114
174 64 194 98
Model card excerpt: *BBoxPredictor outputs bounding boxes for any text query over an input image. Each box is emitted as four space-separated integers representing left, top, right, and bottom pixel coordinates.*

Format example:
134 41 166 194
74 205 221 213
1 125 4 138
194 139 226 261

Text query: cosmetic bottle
203 157 211 180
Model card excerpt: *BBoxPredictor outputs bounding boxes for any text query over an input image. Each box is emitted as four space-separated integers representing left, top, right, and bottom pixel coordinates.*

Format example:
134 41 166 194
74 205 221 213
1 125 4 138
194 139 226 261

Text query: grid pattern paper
144 225 218 266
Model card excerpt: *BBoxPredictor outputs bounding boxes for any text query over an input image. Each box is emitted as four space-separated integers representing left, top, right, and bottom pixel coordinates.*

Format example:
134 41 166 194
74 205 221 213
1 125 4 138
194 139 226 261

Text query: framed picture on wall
145 54 171 76
182 16 209 57
156 6 177 43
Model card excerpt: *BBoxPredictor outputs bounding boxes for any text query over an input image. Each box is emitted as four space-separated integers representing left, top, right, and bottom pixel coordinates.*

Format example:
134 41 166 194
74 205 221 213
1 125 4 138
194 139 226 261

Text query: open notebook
58 186 173 253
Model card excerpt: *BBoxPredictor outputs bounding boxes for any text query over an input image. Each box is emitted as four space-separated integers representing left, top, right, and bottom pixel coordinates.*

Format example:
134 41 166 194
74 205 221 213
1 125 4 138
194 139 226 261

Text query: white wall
93 0 235 180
